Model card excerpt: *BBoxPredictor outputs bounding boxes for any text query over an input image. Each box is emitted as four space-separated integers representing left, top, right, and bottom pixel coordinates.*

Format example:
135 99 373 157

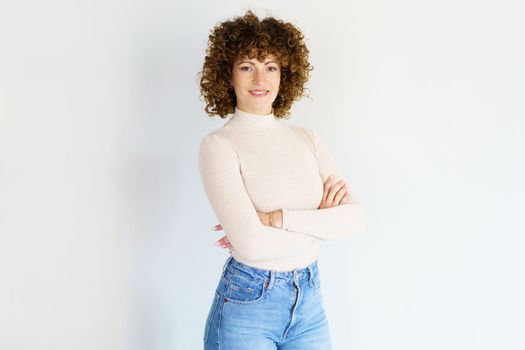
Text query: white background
1 1 524 349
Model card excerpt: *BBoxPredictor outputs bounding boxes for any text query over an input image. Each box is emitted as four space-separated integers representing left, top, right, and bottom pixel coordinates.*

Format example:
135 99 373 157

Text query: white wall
1 1 524 349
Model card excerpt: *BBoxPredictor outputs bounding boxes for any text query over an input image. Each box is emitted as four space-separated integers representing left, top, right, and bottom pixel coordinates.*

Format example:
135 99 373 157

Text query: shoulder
284 123 319 150
198 127 236 157
199 120 232 144
284 122 314 138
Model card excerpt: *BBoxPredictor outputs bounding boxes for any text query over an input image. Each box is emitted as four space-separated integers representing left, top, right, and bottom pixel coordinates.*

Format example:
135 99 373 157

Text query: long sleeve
198 133 317 262
280 129 366 240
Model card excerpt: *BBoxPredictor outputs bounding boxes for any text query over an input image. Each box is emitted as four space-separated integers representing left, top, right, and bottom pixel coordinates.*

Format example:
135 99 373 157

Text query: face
231 54 281 115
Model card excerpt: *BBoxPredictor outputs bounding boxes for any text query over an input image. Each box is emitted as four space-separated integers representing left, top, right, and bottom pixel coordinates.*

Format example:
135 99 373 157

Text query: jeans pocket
203 292 220 343
223 274 267 305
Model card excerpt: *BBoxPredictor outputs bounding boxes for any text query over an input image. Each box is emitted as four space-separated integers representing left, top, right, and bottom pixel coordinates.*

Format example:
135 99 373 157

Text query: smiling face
230 54 281 115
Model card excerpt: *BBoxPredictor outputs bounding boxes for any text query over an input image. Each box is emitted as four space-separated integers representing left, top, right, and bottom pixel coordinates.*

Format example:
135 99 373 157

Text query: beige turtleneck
198 107 366 271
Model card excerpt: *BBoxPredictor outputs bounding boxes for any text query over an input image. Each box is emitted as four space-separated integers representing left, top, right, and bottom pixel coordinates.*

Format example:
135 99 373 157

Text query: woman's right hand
318 175 350 209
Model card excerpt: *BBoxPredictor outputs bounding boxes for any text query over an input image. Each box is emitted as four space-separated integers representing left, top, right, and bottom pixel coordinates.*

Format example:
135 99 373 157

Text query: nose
252 69 264 85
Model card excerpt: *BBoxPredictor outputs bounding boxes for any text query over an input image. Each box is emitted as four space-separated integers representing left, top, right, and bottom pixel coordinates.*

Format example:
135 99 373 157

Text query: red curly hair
198 10 313 118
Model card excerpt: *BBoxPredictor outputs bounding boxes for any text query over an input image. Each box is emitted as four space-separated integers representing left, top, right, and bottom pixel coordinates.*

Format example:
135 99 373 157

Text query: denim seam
216 294 225 350
282 271 301 341
204 292 220 343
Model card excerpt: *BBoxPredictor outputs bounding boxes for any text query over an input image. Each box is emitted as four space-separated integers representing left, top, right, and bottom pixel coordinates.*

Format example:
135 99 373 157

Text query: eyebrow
238 61 279 65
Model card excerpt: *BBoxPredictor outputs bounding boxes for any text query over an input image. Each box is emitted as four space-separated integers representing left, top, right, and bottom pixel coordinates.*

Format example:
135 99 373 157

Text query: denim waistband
222 255 318 284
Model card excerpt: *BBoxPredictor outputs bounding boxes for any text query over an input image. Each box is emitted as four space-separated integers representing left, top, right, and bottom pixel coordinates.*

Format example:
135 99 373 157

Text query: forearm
267 195 366 240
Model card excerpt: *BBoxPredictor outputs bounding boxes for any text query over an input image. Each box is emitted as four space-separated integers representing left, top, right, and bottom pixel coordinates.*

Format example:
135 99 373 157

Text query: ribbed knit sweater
198 107 365 271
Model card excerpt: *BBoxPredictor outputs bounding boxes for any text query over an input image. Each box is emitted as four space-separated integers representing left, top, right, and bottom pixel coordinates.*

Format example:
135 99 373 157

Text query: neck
236 104 273 116
229 106 279 130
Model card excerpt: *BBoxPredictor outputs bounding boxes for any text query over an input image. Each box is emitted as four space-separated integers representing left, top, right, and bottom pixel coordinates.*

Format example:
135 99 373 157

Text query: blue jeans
203 256 332 349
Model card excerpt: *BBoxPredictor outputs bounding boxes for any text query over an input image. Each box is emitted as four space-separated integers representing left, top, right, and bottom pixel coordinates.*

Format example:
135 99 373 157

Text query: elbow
350 204 367 237
334 203 366 240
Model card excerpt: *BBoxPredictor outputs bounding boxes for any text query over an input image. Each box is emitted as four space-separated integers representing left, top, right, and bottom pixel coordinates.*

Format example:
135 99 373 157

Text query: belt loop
267 270 275 291
307 265 314 287
293 270 299 285
222 255 233 275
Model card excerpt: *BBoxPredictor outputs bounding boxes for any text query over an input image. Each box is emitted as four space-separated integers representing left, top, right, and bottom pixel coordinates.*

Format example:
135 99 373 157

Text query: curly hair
198 10 313 119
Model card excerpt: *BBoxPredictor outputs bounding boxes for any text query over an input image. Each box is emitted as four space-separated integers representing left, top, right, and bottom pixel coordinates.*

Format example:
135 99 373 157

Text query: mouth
249 89 269 97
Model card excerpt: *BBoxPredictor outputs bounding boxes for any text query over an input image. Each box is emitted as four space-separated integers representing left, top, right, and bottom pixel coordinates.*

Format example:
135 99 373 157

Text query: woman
197 10 365 349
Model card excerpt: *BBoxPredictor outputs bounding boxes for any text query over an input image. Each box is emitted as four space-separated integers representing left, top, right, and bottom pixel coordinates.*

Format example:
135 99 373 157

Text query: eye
268 66 279 72
240 66 251 71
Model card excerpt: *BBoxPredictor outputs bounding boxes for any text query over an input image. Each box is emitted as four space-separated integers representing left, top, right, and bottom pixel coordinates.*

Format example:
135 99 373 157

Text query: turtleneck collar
228 107 279 130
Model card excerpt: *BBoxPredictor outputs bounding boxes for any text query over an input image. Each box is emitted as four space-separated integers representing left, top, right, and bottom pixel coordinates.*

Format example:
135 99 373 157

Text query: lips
249 89 269 96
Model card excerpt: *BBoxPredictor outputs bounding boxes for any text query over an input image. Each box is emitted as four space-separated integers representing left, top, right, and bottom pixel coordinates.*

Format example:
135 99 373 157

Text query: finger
341 192 350 204
215 235 228 245
333 184 348 206
212 224 223 231
326 179 345 204
216 240 231 249
322 175 332 203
